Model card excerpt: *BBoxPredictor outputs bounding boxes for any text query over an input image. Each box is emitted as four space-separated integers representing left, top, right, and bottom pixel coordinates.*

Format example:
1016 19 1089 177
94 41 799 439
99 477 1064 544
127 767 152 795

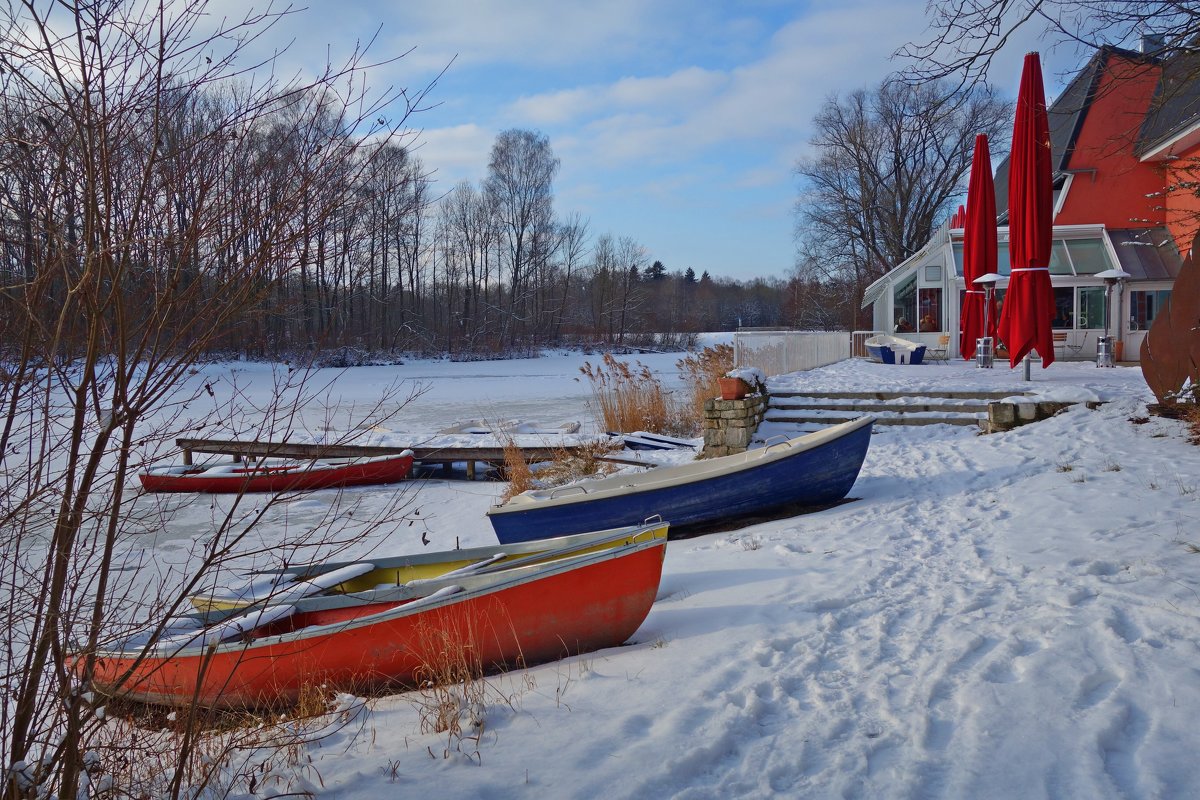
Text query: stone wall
982 400 1079 433
701 393 767 457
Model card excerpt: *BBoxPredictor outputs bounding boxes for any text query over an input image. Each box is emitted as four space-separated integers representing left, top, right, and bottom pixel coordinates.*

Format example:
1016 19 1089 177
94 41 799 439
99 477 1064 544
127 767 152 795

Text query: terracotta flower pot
718 376 751 400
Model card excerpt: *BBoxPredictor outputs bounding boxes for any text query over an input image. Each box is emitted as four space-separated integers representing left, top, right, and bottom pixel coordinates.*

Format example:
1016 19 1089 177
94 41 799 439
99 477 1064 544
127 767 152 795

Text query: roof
1107 227 1183 279
994 46 1154 214
1136 47 1200 158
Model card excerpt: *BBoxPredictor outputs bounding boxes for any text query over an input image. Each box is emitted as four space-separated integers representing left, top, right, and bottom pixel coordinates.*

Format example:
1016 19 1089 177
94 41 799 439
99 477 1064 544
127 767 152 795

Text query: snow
124 350 1200 799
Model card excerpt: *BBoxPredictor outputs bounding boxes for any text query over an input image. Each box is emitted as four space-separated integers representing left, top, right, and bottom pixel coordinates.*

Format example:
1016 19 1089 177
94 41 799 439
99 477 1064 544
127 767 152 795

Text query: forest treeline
2 81 854 364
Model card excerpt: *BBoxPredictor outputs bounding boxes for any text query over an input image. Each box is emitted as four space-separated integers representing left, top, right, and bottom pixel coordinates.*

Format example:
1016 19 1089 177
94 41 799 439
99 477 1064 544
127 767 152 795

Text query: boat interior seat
271 562 376 603
158 604 297 652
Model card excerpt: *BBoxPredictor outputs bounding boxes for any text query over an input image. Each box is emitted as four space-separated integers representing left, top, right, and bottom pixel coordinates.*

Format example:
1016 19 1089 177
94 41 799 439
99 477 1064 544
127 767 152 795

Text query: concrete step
765 410 985 427
770 400 993 414
769 389 1028 401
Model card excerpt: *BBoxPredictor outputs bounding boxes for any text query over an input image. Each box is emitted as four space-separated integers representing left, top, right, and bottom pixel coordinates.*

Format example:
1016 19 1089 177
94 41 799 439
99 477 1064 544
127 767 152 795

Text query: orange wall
1056 54 1165 229
1164 150 1200 256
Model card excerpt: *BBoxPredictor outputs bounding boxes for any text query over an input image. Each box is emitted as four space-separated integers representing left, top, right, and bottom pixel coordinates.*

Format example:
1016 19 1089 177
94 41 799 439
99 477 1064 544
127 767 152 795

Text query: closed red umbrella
960 134 997 360
998 52 1056 369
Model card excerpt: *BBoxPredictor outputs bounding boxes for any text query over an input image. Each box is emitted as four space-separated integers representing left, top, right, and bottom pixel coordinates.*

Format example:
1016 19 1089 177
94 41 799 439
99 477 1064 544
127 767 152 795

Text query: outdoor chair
1052 331 1069 359
927 334 950 364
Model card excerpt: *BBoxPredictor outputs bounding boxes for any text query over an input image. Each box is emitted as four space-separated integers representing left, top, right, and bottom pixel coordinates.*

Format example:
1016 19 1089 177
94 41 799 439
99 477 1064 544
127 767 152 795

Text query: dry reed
579 353 683 434
533 439 622 487
676 344 734 427
500 435 536 502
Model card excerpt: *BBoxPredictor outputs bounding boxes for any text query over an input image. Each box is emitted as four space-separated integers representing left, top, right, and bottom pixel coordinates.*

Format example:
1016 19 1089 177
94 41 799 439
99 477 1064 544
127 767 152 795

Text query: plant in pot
718 367 766 400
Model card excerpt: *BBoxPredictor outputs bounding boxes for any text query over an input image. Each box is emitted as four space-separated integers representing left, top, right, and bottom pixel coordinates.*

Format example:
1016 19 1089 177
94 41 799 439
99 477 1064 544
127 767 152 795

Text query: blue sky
247 0 1075 282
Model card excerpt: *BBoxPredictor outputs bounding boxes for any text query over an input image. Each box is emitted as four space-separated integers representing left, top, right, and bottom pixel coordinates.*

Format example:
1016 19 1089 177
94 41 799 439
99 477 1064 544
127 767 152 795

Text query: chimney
1139 32 1165 54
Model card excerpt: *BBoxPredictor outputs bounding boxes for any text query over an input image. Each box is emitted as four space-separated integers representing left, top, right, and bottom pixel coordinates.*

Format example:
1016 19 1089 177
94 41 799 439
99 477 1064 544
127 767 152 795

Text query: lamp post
1094 268 1130 367
973 272 1004 368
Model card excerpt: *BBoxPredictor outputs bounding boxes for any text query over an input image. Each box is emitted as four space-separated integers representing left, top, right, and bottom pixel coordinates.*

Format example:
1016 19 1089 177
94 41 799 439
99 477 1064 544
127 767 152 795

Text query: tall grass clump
676 344 734 426
580 353 684 434
408 614 523 763
500 435 537 502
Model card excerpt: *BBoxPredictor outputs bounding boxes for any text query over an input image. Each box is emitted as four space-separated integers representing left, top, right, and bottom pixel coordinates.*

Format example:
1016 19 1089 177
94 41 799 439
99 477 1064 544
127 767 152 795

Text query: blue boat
864 335 927 365
487 416 874 543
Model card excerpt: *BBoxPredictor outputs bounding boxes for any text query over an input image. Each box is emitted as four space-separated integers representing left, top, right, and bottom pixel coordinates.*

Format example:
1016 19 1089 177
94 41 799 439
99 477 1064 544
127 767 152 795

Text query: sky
236 0 1084 282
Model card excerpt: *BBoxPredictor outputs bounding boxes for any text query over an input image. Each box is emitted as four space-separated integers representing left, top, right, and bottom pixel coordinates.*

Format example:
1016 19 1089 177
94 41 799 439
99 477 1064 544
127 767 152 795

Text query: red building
864 45 1196 361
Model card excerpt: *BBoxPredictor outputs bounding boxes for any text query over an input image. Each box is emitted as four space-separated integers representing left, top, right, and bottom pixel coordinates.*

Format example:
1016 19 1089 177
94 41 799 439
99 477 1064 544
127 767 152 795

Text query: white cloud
374 0 674 73
500 0 929 178
410 123 496 186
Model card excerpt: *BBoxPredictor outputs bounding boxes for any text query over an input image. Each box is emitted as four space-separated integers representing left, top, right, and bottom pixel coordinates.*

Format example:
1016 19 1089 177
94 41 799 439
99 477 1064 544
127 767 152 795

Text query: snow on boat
78 536 668 709
608 431 697 451
437 419 581 435
191 520 669 612
488 416 874 543
864 335 927 365
138 451 415 493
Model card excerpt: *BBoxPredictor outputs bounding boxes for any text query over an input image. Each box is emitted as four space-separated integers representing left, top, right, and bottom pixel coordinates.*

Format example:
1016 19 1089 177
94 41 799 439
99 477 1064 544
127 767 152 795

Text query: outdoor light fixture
973 272 1005 368
1094 268 1131 367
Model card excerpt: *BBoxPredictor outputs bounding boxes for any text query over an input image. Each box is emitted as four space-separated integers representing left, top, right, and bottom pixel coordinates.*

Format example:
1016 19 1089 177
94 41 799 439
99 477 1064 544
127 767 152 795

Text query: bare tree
550 212 590 340
613 235 647 343
899 0 1200 87
793 79 1011 326
0 1 429 796
484 129 560 343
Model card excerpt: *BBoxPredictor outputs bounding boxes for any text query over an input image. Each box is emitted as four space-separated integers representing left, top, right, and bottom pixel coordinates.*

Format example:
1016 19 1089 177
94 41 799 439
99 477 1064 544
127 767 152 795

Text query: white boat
864 335 928 365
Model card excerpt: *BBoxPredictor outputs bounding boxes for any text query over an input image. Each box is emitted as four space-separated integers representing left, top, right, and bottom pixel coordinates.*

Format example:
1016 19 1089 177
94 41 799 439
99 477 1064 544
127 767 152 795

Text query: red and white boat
78 535 668 708
138 451 415 493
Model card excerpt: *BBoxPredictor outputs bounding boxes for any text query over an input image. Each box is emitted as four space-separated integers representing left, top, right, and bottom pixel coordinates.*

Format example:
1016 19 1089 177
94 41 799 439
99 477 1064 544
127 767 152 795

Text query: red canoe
138 451 415 493
80 536 667 708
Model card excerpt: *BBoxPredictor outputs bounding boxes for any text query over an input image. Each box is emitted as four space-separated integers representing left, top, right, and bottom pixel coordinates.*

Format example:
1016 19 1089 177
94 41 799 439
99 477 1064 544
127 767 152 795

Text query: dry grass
535 439 622 486
85 685 369 798
579 353 684 434
408 613 523 763
676 344 734 426
500 437 622 501
500 435 536 502
1187 404 1200 446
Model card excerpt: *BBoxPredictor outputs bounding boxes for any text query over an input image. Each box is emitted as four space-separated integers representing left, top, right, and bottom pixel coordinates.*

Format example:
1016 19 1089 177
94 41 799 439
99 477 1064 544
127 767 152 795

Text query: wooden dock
175 437 590 480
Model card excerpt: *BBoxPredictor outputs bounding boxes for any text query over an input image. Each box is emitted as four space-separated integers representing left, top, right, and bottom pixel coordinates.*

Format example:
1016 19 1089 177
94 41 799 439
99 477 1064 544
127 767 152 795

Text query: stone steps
770 400 993 414
769 390 1024 401
761 389 1036 430
765 410 986 427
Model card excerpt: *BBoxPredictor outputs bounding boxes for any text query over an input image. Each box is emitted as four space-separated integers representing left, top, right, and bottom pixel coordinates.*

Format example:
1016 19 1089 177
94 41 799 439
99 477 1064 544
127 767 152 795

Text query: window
953 242 1012 276
954 237 1112 278
1051 287 1107 330
1052 287 1074 328
1065 239 1112 274
1129 289 1171 331
1049 241 1073 275
918 288 943 331
1077 287 1105 330
893 275 917 332
924 265 942 282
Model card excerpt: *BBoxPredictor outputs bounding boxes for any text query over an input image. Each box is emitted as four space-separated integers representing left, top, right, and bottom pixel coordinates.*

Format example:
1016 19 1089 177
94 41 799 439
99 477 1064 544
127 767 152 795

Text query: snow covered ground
128 350 1200 799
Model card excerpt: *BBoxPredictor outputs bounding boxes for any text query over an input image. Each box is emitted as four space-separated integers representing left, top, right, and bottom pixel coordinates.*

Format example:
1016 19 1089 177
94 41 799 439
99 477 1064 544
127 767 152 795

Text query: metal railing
851 330 885 358
733 329 851 375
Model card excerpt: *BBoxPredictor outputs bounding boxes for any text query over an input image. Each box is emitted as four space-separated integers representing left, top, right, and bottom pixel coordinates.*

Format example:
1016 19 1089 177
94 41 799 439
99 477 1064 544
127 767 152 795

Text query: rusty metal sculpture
1141 231 1200 408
